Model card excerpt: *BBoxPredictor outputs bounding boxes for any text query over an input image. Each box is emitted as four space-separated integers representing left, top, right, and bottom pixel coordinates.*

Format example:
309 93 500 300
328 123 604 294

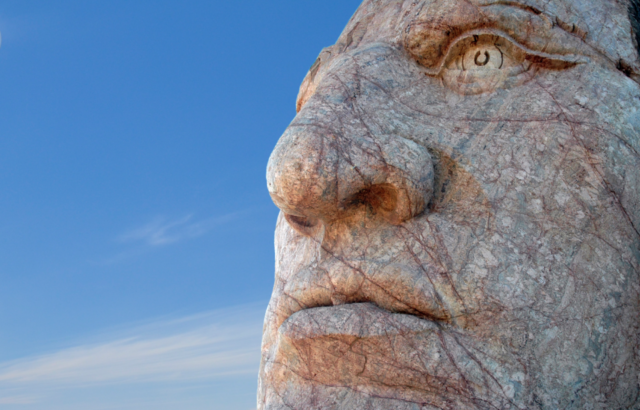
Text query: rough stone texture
260 1 640 408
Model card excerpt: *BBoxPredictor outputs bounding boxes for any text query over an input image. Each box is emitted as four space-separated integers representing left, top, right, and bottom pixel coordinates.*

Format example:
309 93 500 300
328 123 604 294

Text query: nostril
287 214 316 228
351 184 398 214
284 214 323 236
349 183 418 225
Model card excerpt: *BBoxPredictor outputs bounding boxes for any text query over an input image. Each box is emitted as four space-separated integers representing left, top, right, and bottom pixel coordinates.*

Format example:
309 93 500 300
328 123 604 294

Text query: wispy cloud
0 303 265 406
118 213 239 246
0 396 36 405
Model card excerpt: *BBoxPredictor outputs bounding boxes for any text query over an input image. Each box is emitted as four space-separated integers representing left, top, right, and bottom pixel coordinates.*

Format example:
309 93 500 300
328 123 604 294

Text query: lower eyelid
441 61 536 95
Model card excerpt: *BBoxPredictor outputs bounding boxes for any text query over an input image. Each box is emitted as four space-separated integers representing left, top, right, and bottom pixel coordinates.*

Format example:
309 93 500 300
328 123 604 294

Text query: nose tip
267 124 435 230
266 127 342 221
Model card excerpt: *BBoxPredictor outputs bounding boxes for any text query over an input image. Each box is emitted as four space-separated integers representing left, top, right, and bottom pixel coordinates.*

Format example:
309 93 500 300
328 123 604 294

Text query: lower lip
280 302 438 339
273 303 471 403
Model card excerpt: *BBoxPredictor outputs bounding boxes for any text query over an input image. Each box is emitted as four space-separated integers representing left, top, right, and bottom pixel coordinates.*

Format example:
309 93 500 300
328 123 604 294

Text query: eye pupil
474 51 490 66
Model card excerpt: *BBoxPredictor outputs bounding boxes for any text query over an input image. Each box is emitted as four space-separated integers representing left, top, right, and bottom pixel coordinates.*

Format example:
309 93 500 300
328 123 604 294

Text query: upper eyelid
403 2 594 75
478 2 589 41
418 28 589 76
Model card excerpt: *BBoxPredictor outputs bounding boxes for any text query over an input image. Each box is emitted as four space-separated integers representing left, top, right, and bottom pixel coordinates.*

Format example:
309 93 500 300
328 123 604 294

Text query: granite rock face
260 1 640 408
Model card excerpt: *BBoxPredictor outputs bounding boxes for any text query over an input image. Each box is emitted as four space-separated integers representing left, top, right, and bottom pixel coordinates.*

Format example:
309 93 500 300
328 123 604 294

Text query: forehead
334 0 639 74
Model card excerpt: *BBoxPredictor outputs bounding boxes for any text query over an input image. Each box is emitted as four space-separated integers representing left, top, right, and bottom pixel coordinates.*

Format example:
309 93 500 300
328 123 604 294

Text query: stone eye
437 33 580 95
440 34 532 94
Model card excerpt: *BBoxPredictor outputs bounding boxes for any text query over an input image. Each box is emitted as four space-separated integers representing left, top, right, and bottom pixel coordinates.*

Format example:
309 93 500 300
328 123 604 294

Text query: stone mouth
280 303 440 341
328 296 449 324
277 260 459 334
271 303 509 409
273 304 453 406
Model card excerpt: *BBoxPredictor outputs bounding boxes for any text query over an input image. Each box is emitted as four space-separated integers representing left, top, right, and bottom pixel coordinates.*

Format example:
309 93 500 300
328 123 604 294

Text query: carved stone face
260 1 640 408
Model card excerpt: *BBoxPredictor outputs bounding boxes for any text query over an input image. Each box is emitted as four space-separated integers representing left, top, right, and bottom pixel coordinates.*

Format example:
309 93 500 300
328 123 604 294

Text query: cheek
274 212 324 283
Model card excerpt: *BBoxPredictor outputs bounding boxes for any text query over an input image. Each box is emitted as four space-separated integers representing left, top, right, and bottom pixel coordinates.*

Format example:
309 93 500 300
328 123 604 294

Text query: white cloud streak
118 213 239 246
0 304 265 391
0 396 36 405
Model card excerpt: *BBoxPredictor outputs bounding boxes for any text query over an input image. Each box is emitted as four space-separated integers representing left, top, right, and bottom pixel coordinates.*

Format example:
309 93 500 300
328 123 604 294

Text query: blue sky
0 1 362 408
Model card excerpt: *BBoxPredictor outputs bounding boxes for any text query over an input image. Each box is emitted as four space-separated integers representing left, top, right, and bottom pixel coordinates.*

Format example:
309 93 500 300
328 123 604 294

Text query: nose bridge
267 71 434 227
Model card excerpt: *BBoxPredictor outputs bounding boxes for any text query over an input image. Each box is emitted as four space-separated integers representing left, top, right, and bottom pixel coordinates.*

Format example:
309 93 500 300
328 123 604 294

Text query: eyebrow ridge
477 0 543 15
478 1 589 39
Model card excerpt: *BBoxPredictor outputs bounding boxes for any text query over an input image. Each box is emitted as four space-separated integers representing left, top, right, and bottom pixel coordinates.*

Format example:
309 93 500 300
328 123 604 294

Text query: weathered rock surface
260 0 640 408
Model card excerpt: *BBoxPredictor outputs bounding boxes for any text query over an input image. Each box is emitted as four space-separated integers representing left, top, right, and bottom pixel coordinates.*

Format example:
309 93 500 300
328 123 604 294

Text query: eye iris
463 45 503 70
474 51 490 66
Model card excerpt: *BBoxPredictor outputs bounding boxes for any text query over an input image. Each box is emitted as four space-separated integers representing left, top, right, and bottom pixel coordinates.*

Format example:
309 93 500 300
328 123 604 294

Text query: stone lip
271 303 520 409
280 302 439 340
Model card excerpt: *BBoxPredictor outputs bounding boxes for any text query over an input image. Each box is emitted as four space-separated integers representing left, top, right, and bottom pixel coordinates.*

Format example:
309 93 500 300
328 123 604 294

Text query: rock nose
266 108 436 231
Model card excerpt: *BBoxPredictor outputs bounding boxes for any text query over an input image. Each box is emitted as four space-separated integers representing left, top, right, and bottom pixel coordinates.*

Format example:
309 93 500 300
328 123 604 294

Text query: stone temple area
259 0 640 408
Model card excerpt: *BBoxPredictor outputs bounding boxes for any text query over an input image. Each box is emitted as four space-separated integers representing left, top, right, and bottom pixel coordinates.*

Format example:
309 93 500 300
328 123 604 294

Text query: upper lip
275 252 463 334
